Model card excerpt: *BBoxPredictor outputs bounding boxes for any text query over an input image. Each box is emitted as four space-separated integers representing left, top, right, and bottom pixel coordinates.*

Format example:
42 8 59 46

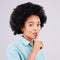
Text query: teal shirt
7 35 45 60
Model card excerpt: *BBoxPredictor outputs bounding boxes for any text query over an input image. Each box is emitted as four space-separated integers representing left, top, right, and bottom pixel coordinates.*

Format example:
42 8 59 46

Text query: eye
37 24 41 26
29 24 33 27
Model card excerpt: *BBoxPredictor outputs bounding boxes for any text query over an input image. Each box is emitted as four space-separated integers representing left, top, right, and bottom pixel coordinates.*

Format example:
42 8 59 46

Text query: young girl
7 2 47 60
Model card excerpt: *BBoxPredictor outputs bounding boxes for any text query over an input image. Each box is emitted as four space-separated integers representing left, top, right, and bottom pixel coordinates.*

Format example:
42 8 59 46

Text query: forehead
26 15 41 23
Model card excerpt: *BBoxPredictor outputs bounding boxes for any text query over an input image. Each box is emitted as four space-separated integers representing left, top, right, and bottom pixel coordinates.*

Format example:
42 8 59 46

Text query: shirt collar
19 34 32 46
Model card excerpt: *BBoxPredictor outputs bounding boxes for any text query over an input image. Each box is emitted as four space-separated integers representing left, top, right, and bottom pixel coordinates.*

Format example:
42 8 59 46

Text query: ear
20 26 25 32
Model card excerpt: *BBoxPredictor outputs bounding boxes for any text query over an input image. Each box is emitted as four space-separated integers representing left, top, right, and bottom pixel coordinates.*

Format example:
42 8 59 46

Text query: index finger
34 34 39 42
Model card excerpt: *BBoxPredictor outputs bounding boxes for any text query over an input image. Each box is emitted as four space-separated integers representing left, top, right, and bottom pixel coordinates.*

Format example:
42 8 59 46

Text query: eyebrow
28 22 34 23
28 22 41 24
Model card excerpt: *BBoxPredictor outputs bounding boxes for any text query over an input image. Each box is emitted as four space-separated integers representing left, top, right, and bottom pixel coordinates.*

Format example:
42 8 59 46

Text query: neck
23 34 33 45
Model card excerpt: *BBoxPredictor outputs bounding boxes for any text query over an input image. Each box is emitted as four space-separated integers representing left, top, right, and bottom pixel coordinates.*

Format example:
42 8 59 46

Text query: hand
28 35 44 60
32 35 44 54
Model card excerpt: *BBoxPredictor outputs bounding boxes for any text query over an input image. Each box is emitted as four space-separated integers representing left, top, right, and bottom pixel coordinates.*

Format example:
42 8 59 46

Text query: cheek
27 29 32 33
38 26 41 31
25 27 33 35
38 28 40 32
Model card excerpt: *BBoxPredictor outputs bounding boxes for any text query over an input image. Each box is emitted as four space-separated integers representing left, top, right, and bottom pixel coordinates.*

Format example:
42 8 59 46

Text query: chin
32 36 37 39
31 35 37 39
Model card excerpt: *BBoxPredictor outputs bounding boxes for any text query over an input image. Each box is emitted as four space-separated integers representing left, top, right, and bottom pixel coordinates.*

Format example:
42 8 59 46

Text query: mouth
33 32 38 36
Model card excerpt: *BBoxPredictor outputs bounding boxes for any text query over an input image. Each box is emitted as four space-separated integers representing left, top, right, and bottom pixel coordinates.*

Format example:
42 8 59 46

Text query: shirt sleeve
35 50 45 60
7 46 22 60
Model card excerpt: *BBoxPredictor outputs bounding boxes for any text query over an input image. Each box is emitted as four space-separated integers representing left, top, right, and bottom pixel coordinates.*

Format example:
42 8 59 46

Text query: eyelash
37 24 41 26
29 24 33 26
29 24 41 27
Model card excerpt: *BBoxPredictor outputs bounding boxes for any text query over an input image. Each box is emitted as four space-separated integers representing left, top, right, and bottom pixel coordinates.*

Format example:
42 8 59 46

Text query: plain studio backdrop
0 0 60 60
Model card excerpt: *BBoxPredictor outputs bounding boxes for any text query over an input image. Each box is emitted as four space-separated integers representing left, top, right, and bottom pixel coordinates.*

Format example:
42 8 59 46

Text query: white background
0 0 60 60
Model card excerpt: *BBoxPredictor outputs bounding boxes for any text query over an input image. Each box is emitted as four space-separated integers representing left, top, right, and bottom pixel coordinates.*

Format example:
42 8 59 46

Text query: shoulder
7 40 23 60
7 39 20 51
7 38 24 53
7 42 17 54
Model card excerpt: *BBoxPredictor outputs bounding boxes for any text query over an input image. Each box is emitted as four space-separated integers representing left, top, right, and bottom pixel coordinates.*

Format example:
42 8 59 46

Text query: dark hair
10 2 47 35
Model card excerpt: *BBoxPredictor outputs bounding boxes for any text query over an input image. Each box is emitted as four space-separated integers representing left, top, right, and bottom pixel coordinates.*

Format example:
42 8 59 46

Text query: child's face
22 15 41 39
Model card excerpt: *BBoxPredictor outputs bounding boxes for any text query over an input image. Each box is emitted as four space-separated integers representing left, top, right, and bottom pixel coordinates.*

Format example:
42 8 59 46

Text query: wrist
28 50 36 60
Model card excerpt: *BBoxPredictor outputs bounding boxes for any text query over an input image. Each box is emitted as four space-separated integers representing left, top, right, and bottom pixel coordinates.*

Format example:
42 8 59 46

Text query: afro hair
10 2 47 35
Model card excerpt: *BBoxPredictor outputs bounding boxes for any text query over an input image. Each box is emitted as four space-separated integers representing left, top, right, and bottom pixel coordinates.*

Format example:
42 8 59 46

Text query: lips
33 32 38 36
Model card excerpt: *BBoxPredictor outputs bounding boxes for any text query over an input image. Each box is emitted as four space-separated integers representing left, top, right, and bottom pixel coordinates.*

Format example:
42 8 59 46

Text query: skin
21 15 44 60
22 15 41 43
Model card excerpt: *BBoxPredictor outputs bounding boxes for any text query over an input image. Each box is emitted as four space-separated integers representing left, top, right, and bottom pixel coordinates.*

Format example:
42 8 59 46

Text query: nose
33 25 40 32
34 26 38 31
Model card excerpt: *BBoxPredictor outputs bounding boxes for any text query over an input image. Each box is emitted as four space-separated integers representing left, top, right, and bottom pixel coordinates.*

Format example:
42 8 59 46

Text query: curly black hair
10 2 47 35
